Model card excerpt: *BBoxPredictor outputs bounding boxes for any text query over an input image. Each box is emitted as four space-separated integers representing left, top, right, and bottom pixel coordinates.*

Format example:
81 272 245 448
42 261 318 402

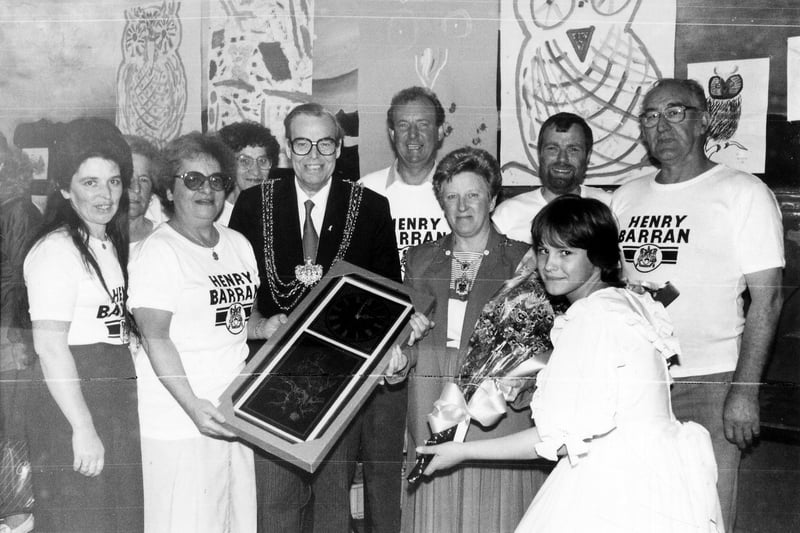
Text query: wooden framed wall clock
218 260 432 472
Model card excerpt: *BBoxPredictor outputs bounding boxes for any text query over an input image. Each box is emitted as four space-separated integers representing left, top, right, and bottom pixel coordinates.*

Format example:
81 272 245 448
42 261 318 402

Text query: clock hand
354 300 369 320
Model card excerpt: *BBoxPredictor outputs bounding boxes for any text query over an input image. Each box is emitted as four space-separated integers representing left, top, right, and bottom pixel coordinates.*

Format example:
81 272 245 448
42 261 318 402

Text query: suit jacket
403 228 531 452
229 175 401 317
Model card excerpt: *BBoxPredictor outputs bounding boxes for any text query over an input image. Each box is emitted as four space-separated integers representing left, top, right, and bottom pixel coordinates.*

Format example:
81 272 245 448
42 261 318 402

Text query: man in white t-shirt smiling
492 112 611 244
360 86 450 270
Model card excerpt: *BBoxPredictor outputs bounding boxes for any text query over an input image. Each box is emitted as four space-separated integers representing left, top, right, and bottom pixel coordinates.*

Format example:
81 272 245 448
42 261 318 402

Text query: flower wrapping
457 273 556 403
408 267 558 485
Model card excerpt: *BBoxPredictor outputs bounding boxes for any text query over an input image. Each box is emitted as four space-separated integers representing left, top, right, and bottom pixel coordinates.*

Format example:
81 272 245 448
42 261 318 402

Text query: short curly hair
217 121 281 167
156 132 237 216
432 147 502 206
123 135 160 164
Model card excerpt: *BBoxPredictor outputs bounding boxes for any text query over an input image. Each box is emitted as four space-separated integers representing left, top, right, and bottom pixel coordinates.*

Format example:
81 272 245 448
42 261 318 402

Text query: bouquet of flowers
407 259 558 484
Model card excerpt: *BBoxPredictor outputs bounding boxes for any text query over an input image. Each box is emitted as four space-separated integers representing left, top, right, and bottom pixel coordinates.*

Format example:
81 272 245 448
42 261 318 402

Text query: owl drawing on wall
705 67 745 156
514 0 661 179
116 0 187 147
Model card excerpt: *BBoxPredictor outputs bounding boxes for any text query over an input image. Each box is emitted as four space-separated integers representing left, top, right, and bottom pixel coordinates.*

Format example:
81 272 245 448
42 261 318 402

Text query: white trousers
142 435 256 533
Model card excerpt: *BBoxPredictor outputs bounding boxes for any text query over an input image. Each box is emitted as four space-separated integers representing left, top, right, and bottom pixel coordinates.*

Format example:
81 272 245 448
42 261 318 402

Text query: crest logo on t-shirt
214 302 252 334
226 303 245 334
633 245 661 272
622 244 679 273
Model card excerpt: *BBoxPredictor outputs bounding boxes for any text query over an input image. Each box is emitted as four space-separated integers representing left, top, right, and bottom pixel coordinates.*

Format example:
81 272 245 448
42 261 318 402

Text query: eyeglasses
639 104 698 128
237 154 272 170
174 171 231 192
290 137 338 156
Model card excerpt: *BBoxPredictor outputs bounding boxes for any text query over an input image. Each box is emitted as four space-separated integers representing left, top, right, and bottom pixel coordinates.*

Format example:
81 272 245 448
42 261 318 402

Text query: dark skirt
26 343 143 533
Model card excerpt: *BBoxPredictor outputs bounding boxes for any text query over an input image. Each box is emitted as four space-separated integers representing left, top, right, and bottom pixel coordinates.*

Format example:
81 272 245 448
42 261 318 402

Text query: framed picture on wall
219 261 432 472
21 147 48 182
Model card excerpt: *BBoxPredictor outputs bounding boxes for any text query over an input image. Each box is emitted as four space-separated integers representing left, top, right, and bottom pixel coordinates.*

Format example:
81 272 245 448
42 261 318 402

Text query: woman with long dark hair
23 118 143 532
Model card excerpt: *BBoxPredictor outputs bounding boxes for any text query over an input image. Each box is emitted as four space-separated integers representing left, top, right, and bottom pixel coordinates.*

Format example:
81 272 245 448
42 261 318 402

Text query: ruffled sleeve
531 297 624 465
618 288 681 368
531 288 682 465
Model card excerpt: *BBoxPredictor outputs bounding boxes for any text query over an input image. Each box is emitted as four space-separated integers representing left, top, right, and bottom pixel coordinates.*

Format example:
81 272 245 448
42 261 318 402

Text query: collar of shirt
294 177 331 238
385 159 436 189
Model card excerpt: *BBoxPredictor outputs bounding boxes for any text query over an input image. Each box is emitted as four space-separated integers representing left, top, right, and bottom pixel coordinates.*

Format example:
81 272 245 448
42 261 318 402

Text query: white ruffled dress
516 288 724 532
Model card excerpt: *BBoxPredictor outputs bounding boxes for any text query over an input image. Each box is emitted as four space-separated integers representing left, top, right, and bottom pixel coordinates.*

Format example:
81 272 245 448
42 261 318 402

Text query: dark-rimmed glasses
639 104 698 128
174 171 231 191
237 154 272 170
290 137 338 156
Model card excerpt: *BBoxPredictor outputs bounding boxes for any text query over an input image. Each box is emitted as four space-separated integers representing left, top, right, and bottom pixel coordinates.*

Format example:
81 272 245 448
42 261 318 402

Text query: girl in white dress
419 195 724 532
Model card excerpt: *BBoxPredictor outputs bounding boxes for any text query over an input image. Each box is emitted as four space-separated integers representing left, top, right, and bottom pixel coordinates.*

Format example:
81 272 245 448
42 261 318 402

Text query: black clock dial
324 292 392 344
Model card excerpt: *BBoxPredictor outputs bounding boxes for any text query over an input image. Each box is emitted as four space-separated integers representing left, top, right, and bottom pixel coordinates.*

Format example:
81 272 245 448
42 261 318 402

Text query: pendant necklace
261 180 364 311
171 222 220 260
449 250 487 299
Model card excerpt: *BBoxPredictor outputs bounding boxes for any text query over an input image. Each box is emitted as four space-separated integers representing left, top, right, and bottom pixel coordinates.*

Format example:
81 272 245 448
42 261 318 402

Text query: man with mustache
492 112 610 244
611 78 784 530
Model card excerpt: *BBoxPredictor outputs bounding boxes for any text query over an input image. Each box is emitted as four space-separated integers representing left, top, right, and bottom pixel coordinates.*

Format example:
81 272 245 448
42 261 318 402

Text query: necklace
449 250 487 299
170 221 220 260
261 180 364 312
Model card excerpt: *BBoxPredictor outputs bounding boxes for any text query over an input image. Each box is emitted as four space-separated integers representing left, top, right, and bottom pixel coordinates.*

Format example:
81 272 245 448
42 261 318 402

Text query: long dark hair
531 195 624 286
28 118 133 317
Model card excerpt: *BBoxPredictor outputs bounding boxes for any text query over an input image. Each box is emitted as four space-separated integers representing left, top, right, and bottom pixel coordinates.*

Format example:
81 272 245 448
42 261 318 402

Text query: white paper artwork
687 57 769 174
788 37 800 122
500 0 676 186
207 0 313 145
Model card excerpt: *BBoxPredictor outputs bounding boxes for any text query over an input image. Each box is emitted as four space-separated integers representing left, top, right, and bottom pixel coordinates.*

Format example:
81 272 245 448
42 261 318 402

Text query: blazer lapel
273 177 304 276
420 234 455 357
456 229 512 364
317 178 348 271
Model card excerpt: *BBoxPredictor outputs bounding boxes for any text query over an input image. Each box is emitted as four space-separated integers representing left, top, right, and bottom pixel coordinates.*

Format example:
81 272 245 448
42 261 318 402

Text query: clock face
324 292 392 344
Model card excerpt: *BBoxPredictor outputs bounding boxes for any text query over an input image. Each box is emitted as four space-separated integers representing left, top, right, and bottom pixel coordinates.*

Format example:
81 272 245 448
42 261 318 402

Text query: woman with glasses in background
217 121 281 226
128 132 282 532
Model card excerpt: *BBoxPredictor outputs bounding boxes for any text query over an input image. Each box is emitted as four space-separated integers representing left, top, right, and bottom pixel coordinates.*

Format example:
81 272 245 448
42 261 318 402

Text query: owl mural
514 0 662 180
705 67 744 155
116 0 187 147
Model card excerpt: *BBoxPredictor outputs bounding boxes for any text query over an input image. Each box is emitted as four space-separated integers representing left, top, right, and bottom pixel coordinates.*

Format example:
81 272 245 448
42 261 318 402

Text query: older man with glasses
229 103 403 533
611 78 785 531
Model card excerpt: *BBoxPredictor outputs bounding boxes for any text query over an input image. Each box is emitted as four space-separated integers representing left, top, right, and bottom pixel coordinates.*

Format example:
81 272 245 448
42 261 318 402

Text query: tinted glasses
237 154 272 170
290 137 338 156
638 104 698 128
174 171 231 191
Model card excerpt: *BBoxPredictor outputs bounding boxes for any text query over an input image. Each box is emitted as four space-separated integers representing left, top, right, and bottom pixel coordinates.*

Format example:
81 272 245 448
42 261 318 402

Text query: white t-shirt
216 200 234 227
360 163 449 271
492 185 612 244
24 229 127 345
610 164 785 377
128 223 259 439
145 194 168 224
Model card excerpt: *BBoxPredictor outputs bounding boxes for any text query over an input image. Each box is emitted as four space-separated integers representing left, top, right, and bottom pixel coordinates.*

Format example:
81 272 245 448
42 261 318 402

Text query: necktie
303 199 318 262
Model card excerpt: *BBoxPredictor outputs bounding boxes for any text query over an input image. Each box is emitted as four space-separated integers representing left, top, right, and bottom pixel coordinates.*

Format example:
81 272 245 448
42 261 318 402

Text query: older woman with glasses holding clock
217 121 281 226
128 132 284 532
